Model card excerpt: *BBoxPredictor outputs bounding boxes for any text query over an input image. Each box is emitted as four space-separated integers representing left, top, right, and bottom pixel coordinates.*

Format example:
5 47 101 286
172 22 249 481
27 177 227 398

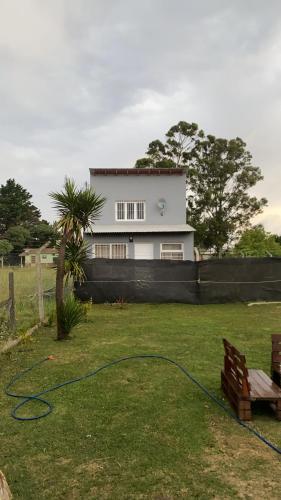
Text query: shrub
57 295 87 335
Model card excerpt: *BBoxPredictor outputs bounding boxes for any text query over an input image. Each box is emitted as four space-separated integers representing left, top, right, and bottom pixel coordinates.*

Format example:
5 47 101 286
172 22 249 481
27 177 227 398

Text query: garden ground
1 302 281 499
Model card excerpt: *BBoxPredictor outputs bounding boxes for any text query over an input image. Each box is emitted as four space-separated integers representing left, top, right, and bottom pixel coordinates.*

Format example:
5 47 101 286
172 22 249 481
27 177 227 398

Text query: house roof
19 248 58 256
85 224 194 234
90 168 184 176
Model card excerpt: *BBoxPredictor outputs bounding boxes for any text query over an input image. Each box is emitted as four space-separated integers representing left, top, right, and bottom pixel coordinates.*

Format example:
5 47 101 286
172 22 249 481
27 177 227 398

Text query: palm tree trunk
56 232 68 340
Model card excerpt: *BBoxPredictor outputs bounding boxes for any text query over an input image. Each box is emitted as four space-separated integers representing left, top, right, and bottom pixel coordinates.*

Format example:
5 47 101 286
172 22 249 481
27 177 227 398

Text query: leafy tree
0 239 13 267
232 225 281 257
5 226 30 252
0 179 41 233
274 234 281 245
135 123 267 255
28 222 58 247
186 136 267 255
135 121 204 169
50 178 106 341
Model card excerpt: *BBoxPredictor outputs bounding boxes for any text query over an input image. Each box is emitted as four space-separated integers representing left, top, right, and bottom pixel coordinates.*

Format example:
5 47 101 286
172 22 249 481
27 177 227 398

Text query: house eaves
85 224 195 234
90 168 184 176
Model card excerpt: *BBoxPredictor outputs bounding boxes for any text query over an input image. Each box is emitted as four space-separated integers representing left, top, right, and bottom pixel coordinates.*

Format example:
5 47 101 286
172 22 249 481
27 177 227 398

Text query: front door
134 243 154 260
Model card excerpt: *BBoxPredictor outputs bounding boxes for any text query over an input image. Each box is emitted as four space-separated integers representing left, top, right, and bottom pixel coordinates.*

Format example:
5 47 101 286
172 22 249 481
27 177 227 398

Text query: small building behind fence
19 248 58 267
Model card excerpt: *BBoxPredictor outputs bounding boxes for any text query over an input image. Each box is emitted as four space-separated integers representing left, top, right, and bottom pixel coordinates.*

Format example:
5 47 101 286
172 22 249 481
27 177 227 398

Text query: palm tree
50 178 106 340
64 240 89 283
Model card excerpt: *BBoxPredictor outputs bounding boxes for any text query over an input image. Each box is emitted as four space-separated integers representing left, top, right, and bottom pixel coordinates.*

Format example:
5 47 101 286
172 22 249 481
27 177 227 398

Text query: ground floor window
94 244 110 258
93 243 127 259
160 243 184 260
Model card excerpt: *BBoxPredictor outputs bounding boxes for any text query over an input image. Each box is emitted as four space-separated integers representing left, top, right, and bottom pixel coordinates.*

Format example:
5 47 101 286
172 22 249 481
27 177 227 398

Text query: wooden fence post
8 272 15 331
37 251 44 323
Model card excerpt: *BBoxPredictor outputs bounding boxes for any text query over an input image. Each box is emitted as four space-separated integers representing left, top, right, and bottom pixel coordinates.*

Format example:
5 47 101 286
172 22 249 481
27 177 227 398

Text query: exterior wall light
157 199 166 216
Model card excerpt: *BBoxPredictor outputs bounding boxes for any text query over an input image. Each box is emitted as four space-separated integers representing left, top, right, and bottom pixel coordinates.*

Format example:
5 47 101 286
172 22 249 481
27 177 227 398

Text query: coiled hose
4 354 281 456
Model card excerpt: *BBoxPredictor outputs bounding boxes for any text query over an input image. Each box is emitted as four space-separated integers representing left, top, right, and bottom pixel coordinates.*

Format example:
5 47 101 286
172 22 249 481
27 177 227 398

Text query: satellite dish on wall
157 198 166 216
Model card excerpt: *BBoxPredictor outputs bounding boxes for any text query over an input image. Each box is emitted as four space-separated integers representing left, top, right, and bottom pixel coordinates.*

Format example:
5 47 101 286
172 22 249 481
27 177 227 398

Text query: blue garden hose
4 354 281 456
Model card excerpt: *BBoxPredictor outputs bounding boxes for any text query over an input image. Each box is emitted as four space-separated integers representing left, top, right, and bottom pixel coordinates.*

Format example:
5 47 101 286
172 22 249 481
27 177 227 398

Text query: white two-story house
84 168 195 261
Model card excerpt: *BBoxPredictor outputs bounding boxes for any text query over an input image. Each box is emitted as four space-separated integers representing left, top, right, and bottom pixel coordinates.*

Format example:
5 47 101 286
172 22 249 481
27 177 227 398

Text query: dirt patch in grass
76 460 105 476
88 485 114 499
56 457 72 466
152 495 174 500
206 419 281 499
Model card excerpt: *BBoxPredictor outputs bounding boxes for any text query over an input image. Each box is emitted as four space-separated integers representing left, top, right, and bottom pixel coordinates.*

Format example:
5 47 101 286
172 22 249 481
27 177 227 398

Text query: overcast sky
0 0 281 231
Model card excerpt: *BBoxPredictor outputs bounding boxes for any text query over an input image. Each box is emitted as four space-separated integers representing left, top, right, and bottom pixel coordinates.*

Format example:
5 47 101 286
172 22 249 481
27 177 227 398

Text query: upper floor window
115 201 145 221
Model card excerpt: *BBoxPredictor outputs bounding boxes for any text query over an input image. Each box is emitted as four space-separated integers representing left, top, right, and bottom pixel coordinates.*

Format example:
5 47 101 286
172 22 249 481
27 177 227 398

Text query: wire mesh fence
0 266 56 340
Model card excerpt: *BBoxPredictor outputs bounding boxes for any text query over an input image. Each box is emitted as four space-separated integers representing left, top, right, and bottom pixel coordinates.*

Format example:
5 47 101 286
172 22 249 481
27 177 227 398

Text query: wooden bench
271 334 281 387
221 338 281 421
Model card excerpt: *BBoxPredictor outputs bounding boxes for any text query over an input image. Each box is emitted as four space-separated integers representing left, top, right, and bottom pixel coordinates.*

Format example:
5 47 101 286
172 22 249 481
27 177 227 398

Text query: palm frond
64 240 89 282
50 178 106 241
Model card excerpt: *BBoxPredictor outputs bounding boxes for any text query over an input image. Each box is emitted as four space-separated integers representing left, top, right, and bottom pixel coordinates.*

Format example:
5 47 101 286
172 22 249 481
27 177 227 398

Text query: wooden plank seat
221 338 281 421
271 334 281 387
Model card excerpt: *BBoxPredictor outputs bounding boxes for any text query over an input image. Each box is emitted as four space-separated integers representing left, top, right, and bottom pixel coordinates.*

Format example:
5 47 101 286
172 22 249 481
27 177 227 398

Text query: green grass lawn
1 303 281 499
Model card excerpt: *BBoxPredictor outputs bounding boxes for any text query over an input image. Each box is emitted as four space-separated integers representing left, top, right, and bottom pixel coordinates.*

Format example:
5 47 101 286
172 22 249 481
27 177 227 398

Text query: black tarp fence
75 257 281 304
199 257 281 304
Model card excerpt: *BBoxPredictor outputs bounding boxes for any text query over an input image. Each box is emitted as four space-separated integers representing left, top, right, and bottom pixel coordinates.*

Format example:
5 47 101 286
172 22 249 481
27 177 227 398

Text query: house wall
40 254 56 264
84 232 194 261
90 173 187 225
25 253 57 266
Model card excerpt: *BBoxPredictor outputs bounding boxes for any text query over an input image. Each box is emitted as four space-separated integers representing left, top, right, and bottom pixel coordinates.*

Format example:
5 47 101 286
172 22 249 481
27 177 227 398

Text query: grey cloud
0 0 281 229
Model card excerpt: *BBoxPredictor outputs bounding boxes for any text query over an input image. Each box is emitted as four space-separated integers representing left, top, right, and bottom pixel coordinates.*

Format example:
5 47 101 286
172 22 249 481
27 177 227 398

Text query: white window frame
93 243 128 259
115 200 145 222
160 243 184 261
